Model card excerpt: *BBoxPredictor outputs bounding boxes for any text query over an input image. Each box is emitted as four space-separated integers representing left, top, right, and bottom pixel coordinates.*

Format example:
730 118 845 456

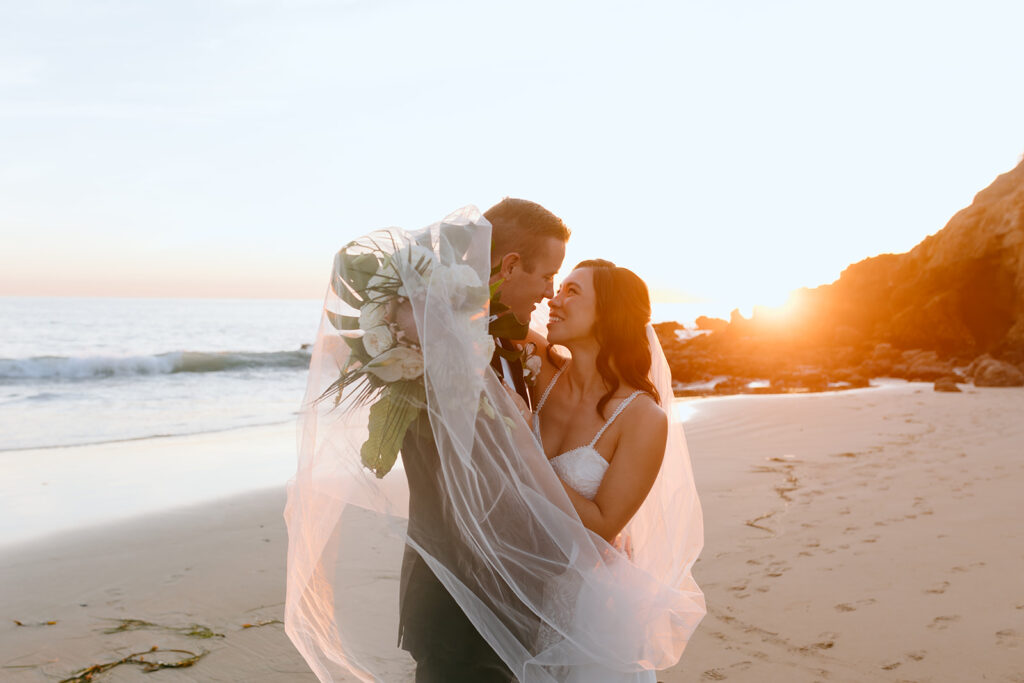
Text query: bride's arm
560 399 668 544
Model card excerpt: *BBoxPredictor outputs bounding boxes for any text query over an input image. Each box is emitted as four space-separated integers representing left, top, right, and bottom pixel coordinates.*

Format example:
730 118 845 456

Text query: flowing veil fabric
284 206 705 682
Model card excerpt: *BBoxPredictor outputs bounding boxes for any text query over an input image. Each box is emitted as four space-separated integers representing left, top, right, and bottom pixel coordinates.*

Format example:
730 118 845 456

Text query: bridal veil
284 206 705 682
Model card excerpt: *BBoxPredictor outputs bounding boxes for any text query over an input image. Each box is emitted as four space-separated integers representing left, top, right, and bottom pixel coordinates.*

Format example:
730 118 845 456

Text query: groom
398 198 569 682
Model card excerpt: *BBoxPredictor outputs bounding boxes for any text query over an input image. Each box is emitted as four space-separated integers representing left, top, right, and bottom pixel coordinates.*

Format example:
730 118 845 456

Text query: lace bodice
533 364 644 500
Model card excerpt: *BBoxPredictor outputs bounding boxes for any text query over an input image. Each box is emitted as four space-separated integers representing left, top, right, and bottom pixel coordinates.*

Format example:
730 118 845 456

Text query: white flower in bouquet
394 346 424 380
362 325 394 358
370 244 436 298
366 265 400 299
359 302 388 331
431 263 484 310
366 345 424 382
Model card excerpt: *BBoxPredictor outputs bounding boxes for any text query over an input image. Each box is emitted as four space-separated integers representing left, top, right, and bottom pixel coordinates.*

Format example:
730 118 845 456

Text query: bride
285 208 704 682
517 259 681 682
528 259 667 552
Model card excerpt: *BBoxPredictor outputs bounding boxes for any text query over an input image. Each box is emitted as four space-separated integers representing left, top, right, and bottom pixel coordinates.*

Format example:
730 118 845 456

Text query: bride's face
546 268 597 345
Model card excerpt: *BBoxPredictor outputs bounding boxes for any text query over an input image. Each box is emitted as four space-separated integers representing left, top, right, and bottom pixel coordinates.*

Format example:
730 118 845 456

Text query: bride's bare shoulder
624 392 667 426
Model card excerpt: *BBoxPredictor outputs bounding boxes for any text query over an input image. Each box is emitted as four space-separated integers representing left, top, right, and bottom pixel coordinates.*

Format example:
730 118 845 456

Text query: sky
2 0 1023 320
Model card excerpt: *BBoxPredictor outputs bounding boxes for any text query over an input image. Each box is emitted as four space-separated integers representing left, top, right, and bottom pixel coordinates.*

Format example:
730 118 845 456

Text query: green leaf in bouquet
343 335 370 364
360 384 423 478
326 310 359 331
344 252 380 292
331 251 365 309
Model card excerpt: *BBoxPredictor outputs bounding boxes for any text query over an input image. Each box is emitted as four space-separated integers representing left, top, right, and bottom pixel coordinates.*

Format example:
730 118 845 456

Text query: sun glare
751 290 808 329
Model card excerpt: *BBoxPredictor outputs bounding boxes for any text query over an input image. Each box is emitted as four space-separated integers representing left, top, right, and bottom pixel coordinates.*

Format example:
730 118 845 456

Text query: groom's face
497 237 566 325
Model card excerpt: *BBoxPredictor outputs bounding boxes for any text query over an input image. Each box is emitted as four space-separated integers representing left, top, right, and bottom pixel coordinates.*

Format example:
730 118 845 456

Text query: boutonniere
519 342 542 387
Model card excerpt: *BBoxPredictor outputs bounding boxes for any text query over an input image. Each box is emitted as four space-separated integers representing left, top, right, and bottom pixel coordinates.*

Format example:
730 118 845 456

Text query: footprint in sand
924 581 950 594
701 668 727 680
927 615 961 630
996 629 1023 648
834 598 876 612
798 634 837 654
881 648 929 669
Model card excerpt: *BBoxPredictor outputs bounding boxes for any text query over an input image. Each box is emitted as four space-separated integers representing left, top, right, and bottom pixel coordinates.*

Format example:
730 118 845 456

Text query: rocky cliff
660 156 1024 392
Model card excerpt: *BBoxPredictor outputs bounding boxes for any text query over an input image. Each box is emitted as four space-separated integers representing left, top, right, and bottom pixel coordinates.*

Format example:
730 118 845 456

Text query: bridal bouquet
320 232 489 478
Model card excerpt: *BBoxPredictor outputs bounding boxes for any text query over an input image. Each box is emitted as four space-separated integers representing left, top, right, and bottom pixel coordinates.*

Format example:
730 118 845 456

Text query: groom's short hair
486 198 570 270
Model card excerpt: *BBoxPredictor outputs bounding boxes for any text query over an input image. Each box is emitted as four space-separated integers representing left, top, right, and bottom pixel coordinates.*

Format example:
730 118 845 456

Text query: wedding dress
285 206 705 683
531 365 657 683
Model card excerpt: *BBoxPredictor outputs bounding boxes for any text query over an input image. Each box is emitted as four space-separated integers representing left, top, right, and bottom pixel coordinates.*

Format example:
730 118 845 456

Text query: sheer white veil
284 206 705 682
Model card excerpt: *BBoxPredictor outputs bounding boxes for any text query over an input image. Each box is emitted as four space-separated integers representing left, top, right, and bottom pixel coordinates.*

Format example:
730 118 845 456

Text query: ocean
0 296 701 453
0 297 323 452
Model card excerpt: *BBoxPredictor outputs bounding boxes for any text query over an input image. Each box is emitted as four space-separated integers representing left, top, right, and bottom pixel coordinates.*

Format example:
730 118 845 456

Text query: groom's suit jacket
397 337 531 670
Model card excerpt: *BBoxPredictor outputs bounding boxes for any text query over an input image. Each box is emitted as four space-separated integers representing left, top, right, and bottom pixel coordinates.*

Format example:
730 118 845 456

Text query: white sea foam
0 349 311 381
0 297 322 451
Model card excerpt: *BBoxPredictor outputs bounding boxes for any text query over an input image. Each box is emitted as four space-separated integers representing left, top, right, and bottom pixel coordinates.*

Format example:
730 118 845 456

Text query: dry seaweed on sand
101 618 224 638
59 647 206 682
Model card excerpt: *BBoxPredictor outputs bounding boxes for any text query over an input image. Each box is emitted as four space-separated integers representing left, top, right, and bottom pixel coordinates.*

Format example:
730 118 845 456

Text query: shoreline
0 421 298 549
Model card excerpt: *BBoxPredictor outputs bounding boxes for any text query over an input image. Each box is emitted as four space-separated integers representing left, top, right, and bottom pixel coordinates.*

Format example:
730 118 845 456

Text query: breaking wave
0 349 312 381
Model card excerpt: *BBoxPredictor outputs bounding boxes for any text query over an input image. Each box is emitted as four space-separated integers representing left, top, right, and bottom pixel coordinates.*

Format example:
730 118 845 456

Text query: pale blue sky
2 0 1022 319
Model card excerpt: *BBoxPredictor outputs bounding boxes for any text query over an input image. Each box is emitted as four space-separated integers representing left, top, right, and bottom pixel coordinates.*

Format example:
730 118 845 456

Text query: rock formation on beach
660 156 1024 394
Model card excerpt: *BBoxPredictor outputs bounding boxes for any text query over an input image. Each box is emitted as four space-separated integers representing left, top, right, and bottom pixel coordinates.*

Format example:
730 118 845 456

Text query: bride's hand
613 532 634 560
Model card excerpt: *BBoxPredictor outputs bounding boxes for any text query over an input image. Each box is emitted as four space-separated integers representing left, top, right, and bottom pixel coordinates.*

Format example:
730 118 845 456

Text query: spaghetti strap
588 390 645 448
534 362 567 414
532 362 567 448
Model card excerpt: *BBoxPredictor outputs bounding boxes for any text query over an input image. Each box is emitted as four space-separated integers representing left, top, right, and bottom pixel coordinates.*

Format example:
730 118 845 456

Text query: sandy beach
3 382 1022 682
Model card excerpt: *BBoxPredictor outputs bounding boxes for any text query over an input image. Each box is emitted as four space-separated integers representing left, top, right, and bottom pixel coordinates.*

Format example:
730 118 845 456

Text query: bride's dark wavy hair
575 259 660 418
